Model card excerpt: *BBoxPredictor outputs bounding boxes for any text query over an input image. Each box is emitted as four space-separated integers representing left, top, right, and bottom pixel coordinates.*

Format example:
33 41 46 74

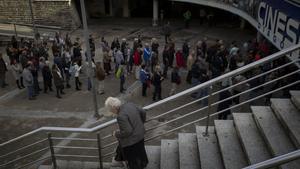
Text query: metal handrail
1 43 299 148
0 138 48 158
0 147 49 167
242 149 300 169
15 156 51 169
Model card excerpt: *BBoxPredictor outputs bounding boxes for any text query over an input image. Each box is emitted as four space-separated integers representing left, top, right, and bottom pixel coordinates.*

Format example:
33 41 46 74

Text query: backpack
116 67 122 79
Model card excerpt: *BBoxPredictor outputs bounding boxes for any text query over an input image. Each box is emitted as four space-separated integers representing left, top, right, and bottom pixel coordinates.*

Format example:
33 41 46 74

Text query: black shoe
29 97 36 100
76 88 81 91
66 84 71 88
61 91 66 95
56 95 62 99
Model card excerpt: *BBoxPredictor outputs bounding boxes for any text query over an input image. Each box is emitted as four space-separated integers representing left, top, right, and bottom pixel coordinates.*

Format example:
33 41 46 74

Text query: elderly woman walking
105 97 148 169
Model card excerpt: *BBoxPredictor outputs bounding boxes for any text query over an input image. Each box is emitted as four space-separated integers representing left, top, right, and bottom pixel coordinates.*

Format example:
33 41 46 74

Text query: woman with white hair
105 97 148 169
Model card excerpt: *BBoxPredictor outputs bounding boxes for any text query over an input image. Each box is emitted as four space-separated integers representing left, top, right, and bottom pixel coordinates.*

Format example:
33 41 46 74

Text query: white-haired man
105 97 148 169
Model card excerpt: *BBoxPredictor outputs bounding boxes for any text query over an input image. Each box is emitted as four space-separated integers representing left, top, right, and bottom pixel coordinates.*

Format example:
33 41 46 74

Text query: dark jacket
116 103 146 147
42 66 52 81
52 69 63 87
152 72 163 87
0 58 7 73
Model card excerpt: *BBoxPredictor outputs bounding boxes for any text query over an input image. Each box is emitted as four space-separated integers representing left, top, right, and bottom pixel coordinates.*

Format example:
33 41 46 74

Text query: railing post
97 133 104 169
204 85 213 136
47 133 57 169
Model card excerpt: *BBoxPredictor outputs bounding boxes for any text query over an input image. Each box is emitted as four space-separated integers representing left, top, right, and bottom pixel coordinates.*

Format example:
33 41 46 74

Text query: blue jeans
27 86 34 99
191 77 208 106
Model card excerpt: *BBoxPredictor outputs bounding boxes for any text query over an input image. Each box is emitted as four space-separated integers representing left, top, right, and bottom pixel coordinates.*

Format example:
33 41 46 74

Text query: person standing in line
22 63 35 100
162 46 169 78
115 47 124 73
143 43 151 68
0 53 8 88
74 61 82 91
186 50 195 84
105 97 148 169
163 22 171 44
11 59 24 89
152 66 164 101
52 64 65 99
170 67 181 96
96 62 105 95
182 40 190 62
140 65 149 97
42 61 53 93
175 48 185 69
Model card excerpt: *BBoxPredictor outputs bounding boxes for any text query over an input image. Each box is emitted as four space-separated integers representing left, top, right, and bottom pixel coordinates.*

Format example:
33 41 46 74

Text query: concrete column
123 0 130 17
152 0 158 26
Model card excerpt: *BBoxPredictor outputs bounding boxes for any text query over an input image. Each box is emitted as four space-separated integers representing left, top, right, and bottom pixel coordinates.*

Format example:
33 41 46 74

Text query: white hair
105 97 122 110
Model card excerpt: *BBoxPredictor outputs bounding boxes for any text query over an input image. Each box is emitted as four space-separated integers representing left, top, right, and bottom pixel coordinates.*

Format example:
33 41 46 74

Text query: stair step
215 120 248 169
178 133 200 169
145 146 161 169
290 91 300 110
160 139 179 169
271 99 300 148
38 165 52 169
252 106 300 169
233 113 272 164
65 161 83 169
196 126 224 169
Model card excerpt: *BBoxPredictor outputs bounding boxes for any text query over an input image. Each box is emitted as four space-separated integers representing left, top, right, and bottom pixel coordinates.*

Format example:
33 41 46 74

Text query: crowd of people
0 30 277 113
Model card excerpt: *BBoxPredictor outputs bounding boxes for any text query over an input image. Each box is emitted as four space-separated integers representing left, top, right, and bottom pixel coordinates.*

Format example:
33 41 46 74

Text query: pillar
152 0 158 26
123 0 129 17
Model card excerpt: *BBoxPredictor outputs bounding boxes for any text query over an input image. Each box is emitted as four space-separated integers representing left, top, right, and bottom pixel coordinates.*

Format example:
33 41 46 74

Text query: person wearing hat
42 61 53 93
105 97 148 169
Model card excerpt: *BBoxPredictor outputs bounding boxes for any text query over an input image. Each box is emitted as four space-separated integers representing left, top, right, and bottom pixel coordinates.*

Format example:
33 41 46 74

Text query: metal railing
243 149 300 169
0 43 300 168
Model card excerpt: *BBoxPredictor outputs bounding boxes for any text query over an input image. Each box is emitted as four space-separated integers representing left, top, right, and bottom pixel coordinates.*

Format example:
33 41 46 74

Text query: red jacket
176 51 185 68
133 50 141 66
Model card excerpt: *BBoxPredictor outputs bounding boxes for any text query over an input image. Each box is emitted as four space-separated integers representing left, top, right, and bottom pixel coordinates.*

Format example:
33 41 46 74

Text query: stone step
252 106 300 169
178 133 200 169
271 99 300 148
215 120 248 169
38 160 106 169
290 91 300 110
232 113 272 165
196 126 224 169
145 146 161 169
38 165 52 169
160 139 179 169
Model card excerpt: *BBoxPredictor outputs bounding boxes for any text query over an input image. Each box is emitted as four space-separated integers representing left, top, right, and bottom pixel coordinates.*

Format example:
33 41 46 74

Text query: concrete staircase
40 91 300 169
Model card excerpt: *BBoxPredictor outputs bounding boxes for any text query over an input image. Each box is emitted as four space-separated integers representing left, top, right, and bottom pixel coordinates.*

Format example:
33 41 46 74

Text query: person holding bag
105 97 148 169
